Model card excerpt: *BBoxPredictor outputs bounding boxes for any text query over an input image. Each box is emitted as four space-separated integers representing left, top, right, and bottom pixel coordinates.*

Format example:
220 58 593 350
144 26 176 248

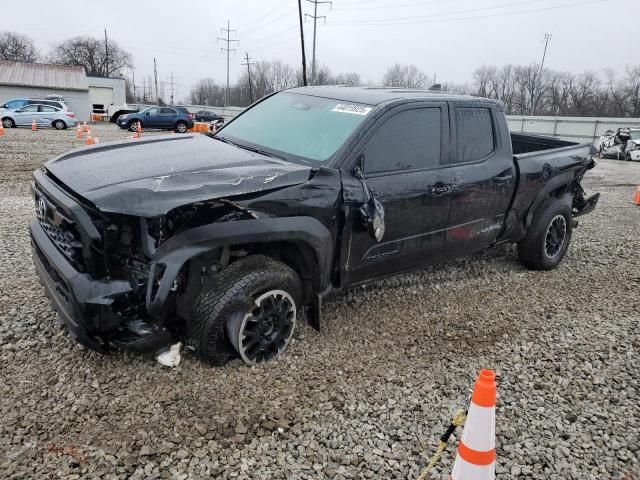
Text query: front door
341 103 452 286
14 104 39 126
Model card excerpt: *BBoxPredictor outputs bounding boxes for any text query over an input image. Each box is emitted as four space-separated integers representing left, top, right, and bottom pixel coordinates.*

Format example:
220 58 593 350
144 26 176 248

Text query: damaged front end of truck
29 134 327 356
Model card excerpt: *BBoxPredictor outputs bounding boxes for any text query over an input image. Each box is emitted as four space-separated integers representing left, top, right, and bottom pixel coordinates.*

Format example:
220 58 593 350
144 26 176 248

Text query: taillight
65 112 76 118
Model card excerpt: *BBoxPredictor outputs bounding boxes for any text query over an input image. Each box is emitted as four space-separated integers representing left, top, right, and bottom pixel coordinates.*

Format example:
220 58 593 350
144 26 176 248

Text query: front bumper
30 219 131 353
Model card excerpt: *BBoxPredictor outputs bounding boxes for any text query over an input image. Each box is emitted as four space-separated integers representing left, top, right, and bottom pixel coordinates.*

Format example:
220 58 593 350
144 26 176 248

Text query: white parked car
1 104 78 130
624 129 640 161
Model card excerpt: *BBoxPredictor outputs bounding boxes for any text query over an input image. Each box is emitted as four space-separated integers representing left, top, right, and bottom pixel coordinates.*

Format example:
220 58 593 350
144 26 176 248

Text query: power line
305 0 332 84
334 0 448 11
237 0 290 34
217 20 239 107
325 0 605 26
241 52 255 103
329 0 548 24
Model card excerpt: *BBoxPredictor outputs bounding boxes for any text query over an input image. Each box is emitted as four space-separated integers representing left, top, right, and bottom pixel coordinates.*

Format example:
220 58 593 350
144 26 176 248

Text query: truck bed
505 132 596 242
511 132 583 157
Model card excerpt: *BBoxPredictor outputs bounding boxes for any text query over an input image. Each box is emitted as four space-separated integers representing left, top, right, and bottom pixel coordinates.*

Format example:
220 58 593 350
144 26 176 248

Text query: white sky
4 0 633 102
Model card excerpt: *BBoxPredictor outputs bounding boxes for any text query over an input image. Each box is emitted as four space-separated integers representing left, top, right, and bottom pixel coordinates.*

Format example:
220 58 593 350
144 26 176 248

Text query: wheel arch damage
145 215 334 322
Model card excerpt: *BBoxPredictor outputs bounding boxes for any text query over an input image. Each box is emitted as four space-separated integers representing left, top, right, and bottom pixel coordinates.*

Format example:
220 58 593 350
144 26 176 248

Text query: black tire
175 121 188 133
2 117 15 128
517 199 573 271
187 255 302 366
128 120 141 132
53 119 66 130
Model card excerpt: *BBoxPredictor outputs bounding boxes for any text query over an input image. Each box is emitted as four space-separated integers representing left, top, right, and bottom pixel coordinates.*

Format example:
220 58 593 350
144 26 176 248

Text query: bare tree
49 35 131 77
382 63 428 88
0 31 39 62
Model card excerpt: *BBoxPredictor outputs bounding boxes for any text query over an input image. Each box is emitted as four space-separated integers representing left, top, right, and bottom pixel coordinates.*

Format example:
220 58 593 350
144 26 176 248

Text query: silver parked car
1 104 78 130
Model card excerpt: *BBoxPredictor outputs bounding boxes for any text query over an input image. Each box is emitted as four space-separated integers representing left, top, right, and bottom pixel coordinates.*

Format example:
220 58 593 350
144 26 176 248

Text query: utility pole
167 72 176 105
532 33 552 115
132 70 136 102
298 0 308 86
104 28 109 77
153 58 160 105
241 52 255 103
305 0 331 84
217 20 239 107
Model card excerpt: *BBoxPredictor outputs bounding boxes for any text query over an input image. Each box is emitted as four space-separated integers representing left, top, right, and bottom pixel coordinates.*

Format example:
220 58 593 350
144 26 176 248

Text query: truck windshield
218 92 373 164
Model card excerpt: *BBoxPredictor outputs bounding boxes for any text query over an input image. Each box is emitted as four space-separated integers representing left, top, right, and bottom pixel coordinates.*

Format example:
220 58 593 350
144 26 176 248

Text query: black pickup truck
30 87 599 365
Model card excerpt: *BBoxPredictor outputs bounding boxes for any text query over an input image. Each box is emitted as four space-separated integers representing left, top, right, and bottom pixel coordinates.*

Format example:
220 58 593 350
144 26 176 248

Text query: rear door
159 107 178 127
38 105 59 126
342 102 452 286
444 103 516 255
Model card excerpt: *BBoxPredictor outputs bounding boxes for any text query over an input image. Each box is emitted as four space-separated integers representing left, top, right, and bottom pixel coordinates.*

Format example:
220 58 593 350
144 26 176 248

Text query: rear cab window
453 107 496 164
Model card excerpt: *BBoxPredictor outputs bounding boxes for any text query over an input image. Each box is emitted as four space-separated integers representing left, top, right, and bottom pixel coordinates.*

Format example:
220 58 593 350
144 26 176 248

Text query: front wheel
53 120 66 130
187 255 302 366
128 120 141 132
2 118 15 128
175 121 188 133
517 199 573 270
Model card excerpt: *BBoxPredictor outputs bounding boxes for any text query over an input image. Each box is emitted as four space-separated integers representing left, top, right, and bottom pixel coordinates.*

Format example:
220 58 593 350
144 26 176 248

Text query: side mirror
352 155 385 242
145 112 150 116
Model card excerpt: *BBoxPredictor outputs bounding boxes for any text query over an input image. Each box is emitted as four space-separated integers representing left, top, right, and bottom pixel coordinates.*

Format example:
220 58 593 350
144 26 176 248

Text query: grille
34 187 84 269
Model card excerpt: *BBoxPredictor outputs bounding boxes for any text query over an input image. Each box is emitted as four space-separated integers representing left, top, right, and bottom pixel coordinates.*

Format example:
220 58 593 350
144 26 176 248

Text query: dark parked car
116 106 194 133
195 110 224 122
30 87 598 367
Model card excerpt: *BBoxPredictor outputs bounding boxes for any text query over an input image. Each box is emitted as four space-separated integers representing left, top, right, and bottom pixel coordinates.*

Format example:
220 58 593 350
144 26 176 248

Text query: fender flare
145 216 333 317
524 170 574 229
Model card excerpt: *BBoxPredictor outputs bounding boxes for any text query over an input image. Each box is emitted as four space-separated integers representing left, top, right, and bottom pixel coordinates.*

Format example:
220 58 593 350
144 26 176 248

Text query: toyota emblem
37 196 47 218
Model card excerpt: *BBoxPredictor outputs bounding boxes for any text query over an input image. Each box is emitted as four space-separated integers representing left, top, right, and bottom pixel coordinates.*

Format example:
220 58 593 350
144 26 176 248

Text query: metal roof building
0 60 126 121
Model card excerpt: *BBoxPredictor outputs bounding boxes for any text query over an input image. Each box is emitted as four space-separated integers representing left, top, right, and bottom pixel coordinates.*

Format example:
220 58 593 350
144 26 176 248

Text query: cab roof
286 86 500 107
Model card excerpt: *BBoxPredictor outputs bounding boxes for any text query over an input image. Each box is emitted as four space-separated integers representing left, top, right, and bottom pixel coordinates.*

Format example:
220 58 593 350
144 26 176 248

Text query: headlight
119 114 128 120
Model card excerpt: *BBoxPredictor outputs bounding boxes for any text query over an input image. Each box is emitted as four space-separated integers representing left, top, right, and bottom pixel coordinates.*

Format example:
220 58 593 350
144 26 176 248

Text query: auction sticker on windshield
332 104 373 116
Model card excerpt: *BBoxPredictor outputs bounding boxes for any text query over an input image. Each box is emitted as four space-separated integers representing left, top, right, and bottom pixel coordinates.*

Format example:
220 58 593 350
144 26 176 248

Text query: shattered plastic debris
156 342 182 367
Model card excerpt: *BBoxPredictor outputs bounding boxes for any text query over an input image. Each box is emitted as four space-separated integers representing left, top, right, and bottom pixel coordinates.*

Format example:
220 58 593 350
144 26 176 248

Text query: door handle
428 184 451 196
493 175 513 184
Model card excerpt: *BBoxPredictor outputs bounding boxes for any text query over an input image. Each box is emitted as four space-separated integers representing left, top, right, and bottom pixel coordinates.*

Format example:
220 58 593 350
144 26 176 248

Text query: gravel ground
0 125 638 479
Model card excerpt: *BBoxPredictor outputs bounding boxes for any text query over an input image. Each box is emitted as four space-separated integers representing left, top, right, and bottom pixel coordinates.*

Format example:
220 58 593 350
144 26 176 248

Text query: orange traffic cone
0 122 4 136
633 186 640 206
450 369 496 480
31 118 37 131
85 130 94 145
93 135 100 144
82 121 89 133
137 122 142 136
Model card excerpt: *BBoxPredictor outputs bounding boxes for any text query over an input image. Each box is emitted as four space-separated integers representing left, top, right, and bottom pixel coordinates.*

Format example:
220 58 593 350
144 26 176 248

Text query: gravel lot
0 124 638 479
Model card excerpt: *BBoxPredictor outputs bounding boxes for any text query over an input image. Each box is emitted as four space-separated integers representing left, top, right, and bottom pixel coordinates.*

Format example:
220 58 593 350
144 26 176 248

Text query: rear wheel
187 255 302 366
53 119 66 130
175 121 188 133
517 199 573 270
2 118 15 128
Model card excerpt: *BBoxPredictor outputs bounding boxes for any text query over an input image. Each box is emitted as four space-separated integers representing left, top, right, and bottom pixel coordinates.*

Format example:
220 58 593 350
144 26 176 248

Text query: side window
40 106 57 112
454 107 495 163
8 100 26 109
364 108 441 174
161 107 176 114
20 105 40 112
146 107 160 115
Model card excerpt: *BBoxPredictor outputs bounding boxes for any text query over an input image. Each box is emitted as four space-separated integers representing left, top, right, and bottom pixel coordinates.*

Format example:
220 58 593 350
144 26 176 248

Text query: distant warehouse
0 60 125 121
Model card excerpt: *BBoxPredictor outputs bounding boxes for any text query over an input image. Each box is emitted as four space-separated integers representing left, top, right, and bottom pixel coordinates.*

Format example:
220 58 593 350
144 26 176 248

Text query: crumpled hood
45 134 312 217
